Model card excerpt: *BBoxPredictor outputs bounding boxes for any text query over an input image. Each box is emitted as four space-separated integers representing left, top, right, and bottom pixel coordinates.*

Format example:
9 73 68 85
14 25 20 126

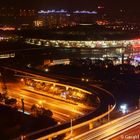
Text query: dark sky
0 0 140 11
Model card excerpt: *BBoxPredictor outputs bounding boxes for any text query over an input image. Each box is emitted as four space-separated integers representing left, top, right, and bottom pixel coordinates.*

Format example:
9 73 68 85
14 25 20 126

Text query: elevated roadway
0 65 116 140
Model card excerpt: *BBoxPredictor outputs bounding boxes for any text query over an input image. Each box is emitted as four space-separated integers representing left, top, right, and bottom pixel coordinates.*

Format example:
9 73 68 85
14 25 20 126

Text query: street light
70 119 73 137
45 68 49 72
20 78 24 82
108 104 111 121
38 100 45 108
21 98 24 114
120 104 128 114
67 115 74 139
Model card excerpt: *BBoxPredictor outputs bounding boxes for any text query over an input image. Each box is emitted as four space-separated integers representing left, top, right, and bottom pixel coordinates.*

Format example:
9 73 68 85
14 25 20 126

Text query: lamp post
67 115 73 139
120 104 128 114
21 98 25 139
21 98 24 114
108 104 111 122
69 118 75 140
138 98 140 109
70 119 73 137
67 113 77 139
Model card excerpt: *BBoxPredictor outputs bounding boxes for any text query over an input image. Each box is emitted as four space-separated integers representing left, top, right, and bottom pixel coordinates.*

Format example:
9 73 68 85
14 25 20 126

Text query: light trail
74 109 140 140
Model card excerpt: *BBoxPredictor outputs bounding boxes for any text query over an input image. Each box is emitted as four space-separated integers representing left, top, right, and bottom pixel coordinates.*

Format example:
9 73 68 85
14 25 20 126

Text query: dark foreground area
0 105 57 140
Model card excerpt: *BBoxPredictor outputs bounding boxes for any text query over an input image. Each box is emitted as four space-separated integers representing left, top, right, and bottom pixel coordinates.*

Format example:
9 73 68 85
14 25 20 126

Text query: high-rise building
0 7 37 27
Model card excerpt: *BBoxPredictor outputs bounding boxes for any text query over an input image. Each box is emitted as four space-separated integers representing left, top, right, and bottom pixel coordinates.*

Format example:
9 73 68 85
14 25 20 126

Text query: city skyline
0 0 140 12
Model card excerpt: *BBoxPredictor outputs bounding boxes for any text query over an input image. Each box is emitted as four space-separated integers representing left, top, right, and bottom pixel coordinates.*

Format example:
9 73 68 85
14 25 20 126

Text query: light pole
108 104 112 121
21 98 24 114
67 114 76 139
67 115 73 139
120 104 128 114
70 119 73 137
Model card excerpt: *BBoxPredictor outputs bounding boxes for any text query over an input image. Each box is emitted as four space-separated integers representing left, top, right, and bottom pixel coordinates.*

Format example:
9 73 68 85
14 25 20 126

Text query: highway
0 65 116 140
112 123 140 140
74 109 140 140
4 82 91 123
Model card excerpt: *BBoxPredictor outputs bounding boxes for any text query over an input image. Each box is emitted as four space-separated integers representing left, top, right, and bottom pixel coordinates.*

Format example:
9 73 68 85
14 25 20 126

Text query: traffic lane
74 110 140 140
8 86 85 116
6 82 89 115
6 82 86 119
112 125 140 140
7 88 79 120
7 90 70 122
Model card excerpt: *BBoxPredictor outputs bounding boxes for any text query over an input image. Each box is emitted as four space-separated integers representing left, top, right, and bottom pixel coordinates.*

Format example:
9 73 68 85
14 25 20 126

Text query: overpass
1 65 116 140
0 39 139 61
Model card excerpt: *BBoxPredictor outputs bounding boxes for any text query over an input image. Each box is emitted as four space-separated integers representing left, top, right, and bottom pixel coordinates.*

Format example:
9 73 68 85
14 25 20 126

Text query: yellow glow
81 78 84 81
21 78 24 82
38 100 43 105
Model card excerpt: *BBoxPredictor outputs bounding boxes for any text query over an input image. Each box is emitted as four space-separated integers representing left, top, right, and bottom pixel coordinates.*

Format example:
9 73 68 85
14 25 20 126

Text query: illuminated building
0 7 37 27
0 7 139 30
37 9 98 28
34 20 46 27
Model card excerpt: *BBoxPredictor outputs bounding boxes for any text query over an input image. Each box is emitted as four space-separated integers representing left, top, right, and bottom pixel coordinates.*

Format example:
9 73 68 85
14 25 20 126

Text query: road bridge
0 65 116 140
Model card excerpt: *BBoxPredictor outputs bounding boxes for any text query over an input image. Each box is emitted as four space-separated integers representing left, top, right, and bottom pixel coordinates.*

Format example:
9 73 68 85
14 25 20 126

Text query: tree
5 98 17 106
31 104 53 118
31 104 38 116
40 108 53 118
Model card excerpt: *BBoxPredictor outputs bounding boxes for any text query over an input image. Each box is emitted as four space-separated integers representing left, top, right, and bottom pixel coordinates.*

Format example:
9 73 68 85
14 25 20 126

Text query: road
3 81 92 123
112 124 140 140
74 109 140 140
0 65 116 140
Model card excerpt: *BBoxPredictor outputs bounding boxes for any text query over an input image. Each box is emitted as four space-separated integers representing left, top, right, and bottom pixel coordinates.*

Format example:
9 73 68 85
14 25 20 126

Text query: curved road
0 65 116 140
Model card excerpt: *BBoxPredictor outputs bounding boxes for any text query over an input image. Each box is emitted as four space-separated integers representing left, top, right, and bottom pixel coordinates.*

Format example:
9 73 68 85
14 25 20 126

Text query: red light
133 38 140 40
132 44 140 48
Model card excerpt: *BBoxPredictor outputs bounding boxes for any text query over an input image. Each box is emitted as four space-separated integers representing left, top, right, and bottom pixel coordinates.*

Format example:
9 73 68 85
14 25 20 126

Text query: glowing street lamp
39 100 43 105
38 100 45 107
120 104 128 114
45 68 49 72
21 78 24 82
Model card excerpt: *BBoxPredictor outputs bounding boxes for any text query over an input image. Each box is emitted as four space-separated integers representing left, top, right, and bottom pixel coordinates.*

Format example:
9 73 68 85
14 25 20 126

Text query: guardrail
74 109 140 140
37 104 115 140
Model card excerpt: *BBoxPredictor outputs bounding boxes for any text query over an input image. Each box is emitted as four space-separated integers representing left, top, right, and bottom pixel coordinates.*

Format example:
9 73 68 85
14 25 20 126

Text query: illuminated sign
73 10 97 14
38 9 97 14
38 9 67 14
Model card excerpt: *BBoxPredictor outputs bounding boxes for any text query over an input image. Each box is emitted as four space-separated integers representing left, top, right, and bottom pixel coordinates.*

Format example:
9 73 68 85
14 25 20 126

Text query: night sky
0 0 140 12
